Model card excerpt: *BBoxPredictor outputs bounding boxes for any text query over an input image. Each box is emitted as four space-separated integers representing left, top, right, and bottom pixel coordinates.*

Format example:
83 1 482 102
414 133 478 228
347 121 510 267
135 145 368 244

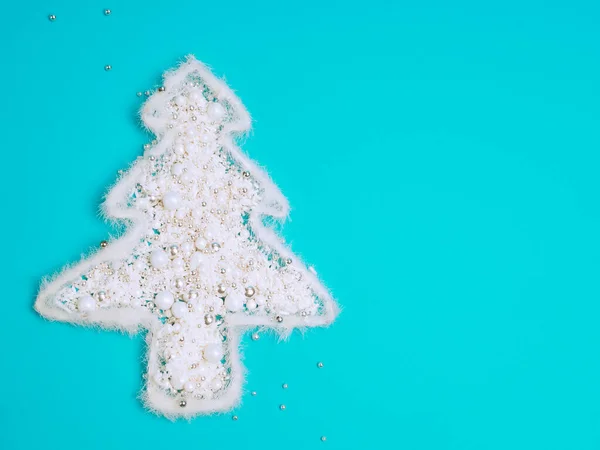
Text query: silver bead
276 315 283 323
282 383 288 389
321 436 327 442
136 92 142 97
232 415 238 421
175 278 184 289
301 311 307 317
211 242 221 252
251 333 260 341
242 171 250 178
216 284 227 296
179 400 187 407
158 86 165 92
285 258 293 265
279 404 286 411
220 268 227 274
169 245 179 257
251 391 257 396
48 14 56 21
204 314 214 325
244 286 256 298
104 9 111 15
97 291 107 302
317 362 324 368
100 240 108 248
104 64 112 71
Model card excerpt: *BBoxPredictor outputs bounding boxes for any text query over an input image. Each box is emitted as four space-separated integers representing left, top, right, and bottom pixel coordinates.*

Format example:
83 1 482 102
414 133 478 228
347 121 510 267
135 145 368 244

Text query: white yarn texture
35 56 339 419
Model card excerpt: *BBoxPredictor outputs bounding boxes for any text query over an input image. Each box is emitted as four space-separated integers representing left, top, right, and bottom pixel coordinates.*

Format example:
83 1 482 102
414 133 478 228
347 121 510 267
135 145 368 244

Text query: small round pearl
97 291 107 302
175 208 186 219
225 293 244 312
282 383 288 389
163 191 181 210
172 257 184 271
104 9 111 15
204 314 214 325
280 404 286 411
150 249 169 268
174 95 186 106
276 315 283 323
244 286 256 298
179 400 187 408
207 103 225 120
155 291 174 310
232 415 238 421
48 14 56 21
170 372 187 390
181 241 193 255
195 237 207 250
211 378 223 390
211 242 221 252
190 252 203 269
251 333 260 341
104 65 112 71
100 240 108 248
171 302 187 318
174 278 185 289
321 436 327 442
251 391 257 396
169 245 179 257
216 284 227 297
317 362 324 368
246 299 257 310
78 295 95 313
174 144 185 155
184 381 195 393
204 344 223 363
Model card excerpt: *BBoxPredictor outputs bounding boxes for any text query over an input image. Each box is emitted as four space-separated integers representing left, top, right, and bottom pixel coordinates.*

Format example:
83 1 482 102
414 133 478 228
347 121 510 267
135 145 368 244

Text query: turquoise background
2 1 600 449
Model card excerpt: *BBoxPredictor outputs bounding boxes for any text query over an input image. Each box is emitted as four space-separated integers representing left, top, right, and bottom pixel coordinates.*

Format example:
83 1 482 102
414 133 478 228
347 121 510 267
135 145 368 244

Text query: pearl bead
155 291 174 310
78 295 95 313
251 391 257 396
97 291 107 302
251 333 260 341
171 163 184 176
175 208 187 219
100 240 108 248
246 299 257 310
204 314 214 325
225 293 244 311
180 172 192 184
181 241 193 255
276 316 283 323
317 362 324 368
104 9 111 16
174 278 185 289
174 144 185 155
190 252 203 269
204 344 223 363
232 415 238 421
211 378 223 391
179 400 187 408
216 284 227 297
280 404 286 410
244 286 256 298
163 191 181 210
195 237 207 250
172 257 184 271
170 372 187 390
211 242 221 252
208 103 225 120
321 436 327 442
172 323 181 333
174 95 186 106
150 249 169 268
49 14 56 21
282 383 288 389
184 381 195 393
171 302 187 318
104 65 112 71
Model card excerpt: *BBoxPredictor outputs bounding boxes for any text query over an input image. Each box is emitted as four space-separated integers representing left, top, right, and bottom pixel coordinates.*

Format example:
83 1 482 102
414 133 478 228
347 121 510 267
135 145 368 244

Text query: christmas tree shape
35 56 338 418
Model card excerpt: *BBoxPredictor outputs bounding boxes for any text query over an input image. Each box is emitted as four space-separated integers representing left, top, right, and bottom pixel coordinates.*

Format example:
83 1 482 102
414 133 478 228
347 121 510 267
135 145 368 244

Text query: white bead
225 293 244 311
78 295 95 313
190 252 203 269
192 209 203 220
181 241 193 255
174 95 186 106
246 299 257 310
172 257 184 271
172 323 181 333
171 163 184 176
155 291 174 310
175 208 187 219
171 302 187 318
204 344 223 363
184 381 195 393
170 372 187 390
163 191 181 210
210 378 223 391
151 249 169 268
208 103 225 120
174 144 185 155
180 172 192 184
195 237 207 250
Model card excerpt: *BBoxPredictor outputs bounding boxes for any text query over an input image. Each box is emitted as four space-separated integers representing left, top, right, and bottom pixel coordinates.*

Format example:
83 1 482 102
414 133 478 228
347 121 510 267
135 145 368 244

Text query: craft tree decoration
35 57 338 418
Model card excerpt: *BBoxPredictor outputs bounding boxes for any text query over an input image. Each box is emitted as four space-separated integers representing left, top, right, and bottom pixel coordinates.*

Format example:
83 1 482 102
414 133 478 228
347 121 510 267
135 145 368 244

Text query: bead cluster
51 70 327 408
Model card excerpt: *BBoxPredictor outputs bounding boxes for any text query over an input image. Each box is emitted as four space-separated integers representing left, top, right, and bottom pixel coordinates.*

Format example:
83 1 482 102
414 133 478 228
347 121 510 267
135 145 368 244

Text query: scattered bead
232 415 238 421
251 332 260 341
179 400 187 408
100 240 108 248
276 315 283 323
280 404 286 410
104 65 112 71
244 286 256 298
48 14 56 21
104 9 111 16
282 383 288 389
317 362 324 368
251 391 257 396
321 436 327 442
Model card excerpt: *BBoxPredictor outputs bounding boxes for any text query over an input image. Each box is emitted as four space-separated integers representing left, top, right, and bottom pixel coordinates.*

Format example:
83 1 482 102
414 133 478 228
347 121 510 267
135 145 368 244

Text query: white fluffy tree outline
35 56 339 418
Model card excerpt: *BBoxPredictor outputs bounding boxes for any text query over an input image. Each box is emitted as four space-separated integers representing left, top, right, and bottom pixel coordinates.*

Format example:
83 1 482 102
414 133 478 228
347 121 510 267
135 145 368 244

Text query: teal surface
2 1 600 449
